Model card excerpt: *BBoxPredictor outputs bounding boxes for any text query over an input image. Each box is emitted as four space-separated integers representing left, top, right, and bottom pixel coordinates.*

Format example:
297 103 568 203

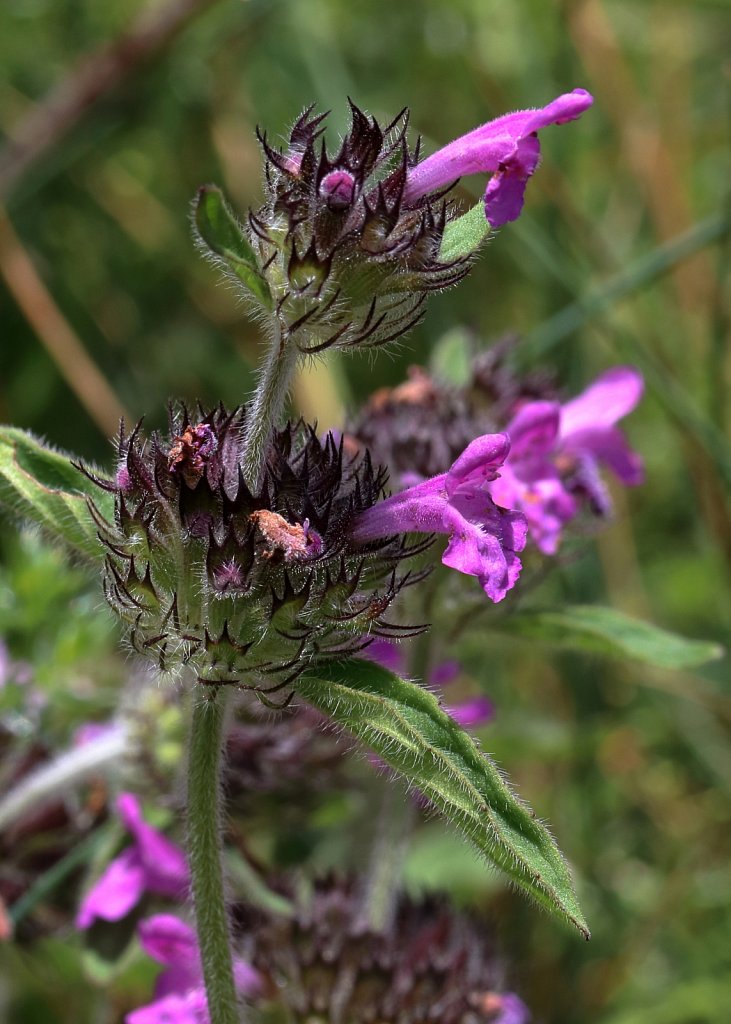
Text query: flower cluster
206 91 592 354
73 798 529 1024
237 875 530 1024
250 101 472 353
87 405 430 701
350 357 643 561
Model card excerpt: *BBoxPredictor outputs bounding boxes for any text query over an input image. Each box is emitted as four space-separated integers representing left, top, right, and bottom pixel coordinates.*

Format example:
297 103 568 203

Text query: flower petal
430 659 461 687
76 848 146 928
484 136 541 227
566 426 644 486
524 87 594 132
447 432 510 493
560 367 644 437
352 433 525 602
504 401 561 460
125 989 208 1024
117 793 189 898
403 89 593 216
138 914 199 968
446 695 495 727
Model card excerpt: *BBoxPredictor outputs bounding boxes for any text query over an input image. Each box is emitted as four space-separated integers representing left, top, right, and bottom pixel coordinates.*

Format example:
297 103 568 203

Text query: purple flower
489 367 644 553
403 89 593 228
127 914 260 1024
352 434 527 602
76 793 189 929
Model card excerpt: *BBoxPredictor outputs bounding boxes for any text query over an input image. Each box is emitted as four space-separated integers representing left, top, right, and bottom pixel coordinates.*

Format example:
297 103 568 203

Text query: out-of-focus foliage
1 0 730 1022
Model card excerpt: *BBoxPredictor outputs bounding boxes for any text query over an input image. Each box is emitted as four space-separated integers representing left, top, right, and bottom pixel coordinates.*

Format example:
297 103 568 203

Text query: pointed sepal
438 201 491 263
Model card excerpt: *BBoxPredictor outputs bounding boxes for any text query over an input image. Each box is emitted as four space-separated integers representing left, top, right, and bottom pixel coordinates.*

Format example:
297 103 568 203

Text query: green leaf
439 201 491 263
299 659 590 939
487 605 724 669
0 427 112 565
194 185 272 309
429 327 472 386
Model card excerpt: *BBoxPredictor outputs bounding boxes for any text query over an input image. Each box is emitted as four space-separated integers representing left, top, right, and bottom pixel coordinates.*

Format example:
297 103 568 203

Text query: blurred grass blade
299 658 590 939
488 605 723 669
523 210 731 359
0 427 112 564
194 185 272 309
439 201 491 263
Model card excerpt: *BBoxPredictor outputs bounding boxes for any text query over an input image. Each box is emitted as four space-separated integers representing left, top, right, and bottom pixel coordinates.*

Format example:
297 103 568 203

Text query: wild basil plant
0 90 658 1023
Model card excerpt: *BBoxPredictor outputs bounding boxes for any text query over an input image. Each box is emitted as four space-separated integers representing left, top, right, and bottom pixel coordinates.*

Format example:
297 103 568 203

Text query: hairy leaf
194 185 272 309
0 427 111 565
299 659 590 938
487 605 723 669
439 201 491 263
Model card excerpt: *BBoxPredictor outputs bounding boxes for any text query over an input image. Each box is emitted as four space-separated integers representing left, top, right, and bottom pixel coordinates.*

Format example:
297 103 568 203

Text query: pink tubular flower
76 793 189 929
489 367 644 554
403 89 593 228
127 915 261 1024
352 433 527 602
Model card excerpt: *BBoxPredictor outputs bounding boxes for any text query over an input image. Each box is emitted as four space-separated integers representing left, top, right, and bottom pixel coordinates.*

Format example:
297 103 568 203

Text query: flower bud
244 101 475 353
86 407 426 703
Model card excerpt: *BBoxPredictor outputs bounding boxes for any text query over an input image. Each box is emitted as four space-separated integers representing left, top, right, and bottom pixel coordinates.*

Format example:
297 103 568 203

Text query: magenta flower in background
352 433 527 602
76 793 189 929
403 88 594 228
489 367 644 553
127 914 260 1024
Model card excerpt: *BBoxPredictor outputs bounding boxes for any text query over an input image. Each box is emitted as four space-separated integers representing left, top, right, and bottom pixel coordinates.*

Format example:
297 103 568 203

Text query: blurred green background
1 0 730 1022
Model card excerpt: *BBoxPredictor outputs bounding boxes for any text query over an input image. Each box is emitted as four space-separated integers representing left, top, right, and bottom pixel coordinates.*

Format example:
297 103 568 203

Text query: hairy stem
187 687 238 1024
241 320 299 490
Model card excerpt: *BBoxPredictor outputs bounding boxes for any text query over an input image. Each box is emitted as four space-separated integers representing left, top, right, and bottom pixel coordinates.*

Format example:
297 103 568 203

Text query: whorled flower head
236 876 530 1024
85 405 428 704
348 343 559 484
349 356 643 557
250 101 475 354
350 366 478 483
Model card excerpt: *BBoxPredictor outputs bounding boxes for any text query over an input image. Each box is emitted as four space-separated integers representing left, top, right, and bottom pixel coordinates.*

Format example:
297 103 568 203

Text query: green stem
187 687 238 1024
358 778 416 933
241 320 299 490
357 627 431 933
